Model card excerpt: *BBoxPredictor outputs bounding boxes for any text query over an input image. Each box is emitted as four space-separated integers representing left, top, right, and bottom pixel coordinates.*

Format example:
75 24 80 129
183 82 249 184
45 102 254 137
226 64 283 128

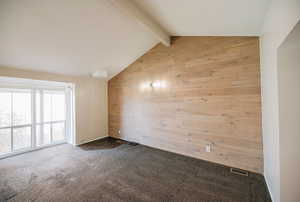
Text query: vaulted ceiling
0 0 271 79
133 0 271 36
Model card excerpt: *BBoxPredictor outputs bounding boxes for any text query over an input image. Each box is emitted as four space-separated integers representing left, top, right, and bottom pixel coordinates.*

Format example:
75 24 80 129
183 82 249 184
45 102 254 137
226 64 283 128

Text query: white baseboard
75 136 108 146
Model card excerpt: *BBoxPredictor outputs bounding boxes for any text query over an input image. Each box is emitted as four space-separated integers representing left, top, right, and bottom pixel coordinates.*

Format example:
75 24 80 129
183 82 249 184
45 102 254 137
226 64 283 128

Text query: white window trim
0 76 76 159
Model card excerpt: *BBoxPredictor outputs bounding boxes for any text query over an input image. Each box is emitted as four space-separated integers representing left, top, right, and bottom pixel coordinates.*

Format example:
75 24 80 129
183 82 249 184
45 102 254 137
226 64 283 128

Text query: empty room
0 0 299 202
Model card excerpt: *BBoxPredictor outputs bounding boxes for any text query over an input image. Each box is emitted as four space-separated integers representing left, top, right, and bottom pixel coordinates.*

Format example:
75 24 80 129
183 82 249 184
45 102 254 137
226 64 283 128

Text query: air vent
230 168 249 176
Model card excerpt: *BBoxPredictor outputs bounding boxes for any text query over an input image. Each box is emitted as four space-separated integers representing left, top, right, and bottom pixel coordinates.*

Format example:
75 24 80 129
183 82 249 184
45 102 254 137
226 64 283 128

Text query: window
37 90 66 146
0 77 75 157
0 89 32 155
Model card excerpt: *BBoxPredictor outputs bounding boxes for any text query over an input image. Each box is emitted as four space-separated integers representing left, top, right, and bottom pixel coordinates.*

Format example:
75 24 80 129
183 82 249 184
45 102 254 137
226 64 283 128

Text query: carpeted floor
0 137 271 202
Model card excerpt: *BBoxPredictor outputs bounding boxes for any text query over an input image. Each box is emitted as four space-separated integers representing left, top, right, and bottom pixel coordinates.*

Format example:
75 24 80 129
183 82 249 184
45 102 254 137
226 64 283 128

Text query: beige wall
278 22 300 202
0 67 108 145
109 36 263 173
260 0 300 201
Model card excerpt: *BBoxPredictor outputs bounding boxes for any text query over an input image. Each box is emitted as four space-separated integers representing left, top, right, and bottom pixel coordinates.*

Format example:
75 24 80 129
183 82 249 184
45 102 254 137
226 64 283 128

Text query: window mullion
65 90 70 143
31 89 36 148
40 90 44 145
0 126 12 130
50 94 53 143
10 124 32 129
10 92 13 152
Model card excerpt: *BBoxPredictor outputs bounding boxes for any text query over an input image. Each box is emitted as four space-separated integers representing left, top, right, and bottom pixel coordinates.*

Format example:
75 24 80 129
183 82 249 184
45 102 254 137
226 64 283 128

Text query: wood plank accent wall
108 37 263 173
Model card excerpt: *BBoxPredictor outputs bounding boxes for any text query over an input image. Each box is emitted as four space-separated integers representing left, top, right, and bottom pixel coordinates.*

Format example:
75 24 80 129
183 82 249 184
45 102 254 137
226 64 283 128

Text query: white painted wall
278 22 300 202
260 0 300 201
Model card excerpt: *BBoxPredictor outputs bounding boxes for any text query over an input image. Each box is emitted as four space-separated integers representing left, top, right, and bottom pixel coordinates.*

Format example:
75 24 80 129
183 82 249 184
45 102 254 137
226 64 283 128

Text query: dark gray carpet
0 137 271 202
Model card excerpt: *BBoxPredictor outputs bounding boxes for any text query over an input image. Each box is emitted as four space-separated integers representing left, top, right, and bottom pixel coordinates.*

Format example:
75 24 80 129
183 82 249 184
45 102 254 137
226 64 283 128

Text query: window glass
0 128 11 155
43 93 51 122
52 93 65 121
36 124 42 146
13 92 31 126
0 92 11 128
52 122 65 142
43 123 51 145
13 127 31 150
36 91 41 123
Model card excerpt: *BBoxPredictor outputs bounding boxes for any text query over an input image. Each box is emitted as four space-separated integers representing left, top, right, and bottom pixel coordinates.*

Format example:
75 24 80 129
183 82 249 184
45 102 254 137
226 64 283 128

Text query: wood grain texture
108 36 263 173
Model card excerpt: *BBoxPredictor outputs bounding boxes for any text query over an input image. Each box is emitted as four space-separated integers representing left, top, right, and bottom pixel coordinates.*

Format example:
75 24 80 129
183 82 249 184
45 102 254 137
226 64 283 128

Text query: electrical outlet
205 144 211 152
118 130 121 134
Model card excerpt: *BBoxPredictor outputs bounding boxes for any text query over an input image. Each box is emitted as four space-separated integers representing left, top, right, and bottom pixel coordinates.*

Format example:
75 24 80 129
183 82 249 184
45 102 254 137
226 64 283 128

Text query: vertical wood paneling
108 36 263 173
